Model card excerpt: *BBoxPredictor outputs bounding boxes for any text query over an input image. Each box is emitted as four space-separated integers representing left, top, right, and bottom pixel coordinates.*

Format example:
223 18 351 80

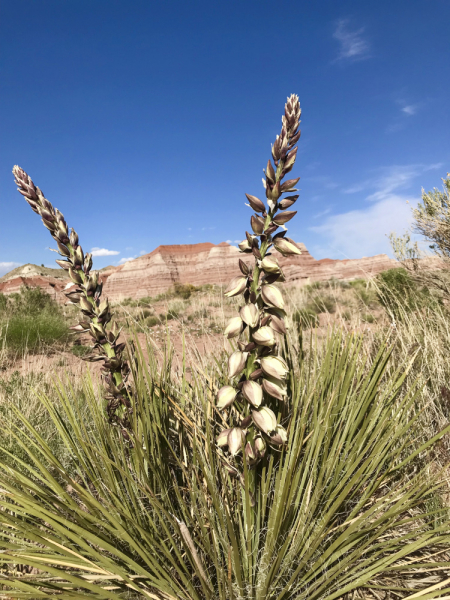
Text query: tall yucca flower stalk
12 166 133 433
218 95 302 465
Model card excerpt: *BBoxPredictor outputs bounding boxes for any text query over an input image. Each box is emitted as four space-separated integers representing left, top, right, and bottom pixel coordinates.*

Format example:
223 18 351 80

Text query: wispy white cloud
401 104 418 116
333 19 370 62
344 184 365 194
305 175 339 190
310 163 442 259
0 261 21 277
91 247 120 257
225 240 242 245
118 256 137 264
312 208 332 220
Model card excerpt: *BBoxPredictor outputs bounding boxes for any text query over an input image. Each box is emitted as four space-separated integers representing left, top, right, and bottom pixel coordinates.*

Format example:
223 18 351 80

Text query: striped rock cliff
0 244 404 304
102 242 399 301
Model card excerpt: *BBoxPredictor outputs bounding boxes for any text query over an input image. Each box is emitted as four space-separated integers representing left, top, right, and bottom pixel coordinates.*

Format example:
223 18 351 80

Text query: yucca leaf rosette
217 95 302 465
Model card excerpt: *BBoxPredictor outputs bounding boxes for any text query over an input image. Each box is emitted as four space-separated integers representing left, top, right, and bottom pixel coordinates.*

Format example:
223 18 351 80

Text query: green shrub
341 310 351 321
1 313 68 352
307 294 336 314
71 344 91 358
159 312 174 321
174 283 198 299
138 296 153 307
293 307 319 329
192 307 209 319
121 297 134 306
361 312 375 323
139 308 153 320
377 268 439 316
0 287 69 353
144 316 160 327
0 294 7 312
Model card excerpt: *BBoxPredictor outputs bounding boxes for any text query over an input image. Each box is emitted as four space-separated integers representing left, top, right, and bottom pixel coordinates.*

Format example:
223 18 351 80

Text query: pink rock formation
102 242 400 301
0 243 410 304
0 264 118 303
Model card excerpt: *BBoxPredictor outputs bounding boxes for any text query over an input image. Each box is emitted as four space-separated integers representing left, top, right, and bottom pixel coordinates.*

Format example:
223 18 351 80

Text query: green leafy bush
71 344 91 358
361 312 375 323
174 282 199 299
377 268 440 316
144 316 160 327
0 287 69 353
293 307 319 329
307 294 336 314
139 308 153 320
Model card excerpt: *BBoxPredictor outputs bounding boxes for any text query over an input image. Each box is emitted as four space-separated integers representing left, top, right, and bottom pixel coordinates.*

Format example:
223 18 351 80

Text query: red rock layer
0 243 407 304
102 242 400 301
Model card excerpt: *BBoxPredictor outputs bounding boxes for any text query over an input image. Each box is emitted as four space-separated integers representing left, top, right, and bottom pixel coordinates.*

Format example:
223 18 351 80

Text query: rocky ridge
102 242 399 301
0 243 401 303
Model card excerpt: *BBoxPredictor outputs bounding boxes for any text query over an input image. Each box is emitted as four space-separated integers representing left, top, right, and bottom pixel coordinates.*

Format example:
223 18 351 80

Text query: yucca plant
219 95 302 470
12 166 133 433
0 331 450 598
2 97 450 599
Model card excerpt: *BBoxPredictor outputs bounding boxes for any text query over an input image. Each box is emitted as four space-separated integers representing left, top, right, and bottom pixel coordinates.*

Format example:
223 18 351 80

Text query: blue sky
1 0 449 276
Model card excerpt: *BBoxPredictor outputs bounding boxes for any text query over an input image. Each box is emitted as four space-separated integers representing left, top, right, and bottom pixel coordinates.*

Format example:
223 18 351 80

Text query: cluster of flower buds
217 95 302 466
12 166 133 434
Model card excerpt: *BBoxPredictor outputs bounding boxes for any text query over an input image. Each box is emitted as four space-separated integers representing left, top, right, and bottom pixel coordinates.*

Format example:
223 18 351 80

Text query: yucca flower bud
283 146 298 169
79 296 93 313
254 436 267 458
262 376 286 401
224 316 244 339
238 239 251 252
97 299 110 318
261 284 285 310
217 428 232 447
228 427 245 456
69 229 79 247
57 240 71 257
265 159 276 183
239 259 249 275
268 313 286 334
273 210 297 226
271 424 288 445
245 441 257 463
85 271 99 295
251 215 265 235
73 245 84 267
280 178 300 193
84 252 93 273
242 380 263 408
260 355 289 380
239 303 259 327
55 259 70 270
273 236 302 256
68 267 83 285
245 193 265 213
253 326 276 347
279 195 298 209
216 386 238 410
228 350 248 378
252 406 277 435
225 276 247 298
260 256 281 274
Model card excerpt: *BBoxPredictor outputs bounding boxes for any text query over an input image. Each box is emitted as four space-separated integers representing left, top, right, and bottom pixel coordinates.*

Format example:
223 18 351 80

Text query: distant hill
0 263 69 284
